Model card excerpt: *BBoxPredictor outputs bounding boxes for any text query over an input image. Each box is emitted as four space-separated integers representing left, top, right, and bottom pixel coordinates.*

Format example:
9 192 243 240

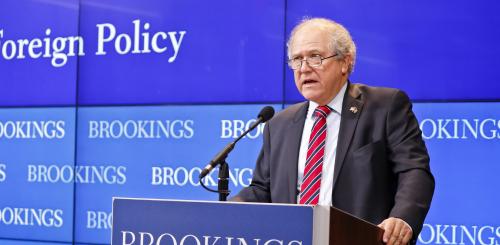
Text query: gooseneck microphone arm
198 106 275 201
198 106 275 179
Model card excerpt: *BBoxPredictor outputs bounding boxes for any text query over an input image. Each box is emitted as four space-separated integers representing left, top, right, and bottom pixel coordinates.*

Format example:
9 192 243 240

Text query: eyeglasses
287 54 338 70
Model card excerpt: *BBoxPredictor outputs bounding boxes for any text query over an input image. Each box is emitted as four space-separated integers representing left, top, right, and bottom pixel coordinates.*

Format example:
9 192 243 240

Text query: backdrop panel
412 103 500 245
74 104 280 244
0 0 79 107
77 0 285 105
284 0 500 102
0 240 72 245
0 108 76 242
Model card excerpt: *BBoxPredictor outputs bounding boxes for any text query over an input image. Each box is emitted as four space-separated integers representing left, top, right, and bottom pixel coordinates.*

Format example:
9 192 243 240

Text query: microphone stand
217 161 230 201
199 106 274 201
199 158 230 201
199 141 236 201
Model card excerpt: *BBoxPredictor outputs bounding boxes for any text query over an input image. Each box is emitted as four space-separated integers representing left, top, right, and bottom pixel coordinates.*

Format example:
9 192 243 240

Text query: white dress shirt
297 82 347 206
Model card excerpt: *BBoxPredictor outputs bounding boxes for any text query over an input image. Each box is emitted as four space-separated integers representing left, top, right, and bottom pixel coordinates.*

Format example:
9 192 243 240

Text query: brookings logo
220 119 265 139
120 232 303 245
419 118 500 140
0 207 63 228
0 164 6 182
27 164 127 184
0 120 65 139
419 224 500 245
151 166 252 187
88 119 194 139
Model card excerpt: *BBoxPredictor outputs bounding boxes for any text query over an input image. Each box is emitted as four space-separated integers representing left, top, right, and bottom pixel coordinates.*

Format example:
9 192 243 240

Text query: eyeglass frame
287 54 338 70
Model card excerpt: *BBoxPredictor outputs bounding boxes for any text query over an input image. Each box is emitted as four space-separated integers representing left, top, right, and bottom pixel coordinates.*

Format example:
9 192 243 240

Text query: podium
112 198 383 245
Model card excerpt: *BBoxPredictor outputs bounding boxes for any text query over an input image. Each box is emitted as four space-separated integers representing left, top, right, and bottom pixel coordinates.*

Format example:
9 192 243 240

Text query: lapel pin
349 106 358 114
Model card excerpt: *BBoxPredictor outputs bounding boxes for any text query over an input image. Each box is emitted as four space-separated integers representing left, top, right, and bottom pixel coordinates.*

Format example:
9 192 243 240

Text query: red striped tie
299 105 332 205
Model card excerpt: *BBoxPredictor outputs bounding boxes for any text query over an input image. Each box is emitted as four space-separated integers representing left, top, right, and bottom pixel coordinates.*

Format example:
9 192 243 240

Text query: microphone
199 106 275 179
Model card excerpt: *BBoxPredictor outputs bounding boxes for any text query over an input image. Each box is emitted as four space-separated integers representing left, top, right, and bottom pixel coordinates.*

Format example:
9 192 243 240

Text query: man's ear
341 56 351 75
341 64 348 74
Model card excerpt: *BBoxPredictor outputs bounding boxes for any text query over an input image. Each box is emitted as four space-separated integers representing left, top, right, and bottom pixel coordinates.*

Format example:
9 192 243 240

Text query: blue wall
0 0 499 244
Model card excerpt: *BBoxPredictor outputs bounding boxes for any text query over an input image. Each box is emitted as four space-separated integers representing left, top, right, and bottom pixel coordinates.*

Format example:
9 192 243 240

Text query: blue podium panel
412 103 500 244
0 108 76 242
0 0 79 106
74 104 281 244
112 198 313 245
284 1 500 102
77 0 285 105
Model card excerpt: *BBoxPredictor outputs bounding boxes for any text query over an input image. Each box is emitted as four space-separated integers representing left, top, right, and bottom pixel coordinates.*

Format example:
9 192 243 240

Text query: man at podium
232 18 434 245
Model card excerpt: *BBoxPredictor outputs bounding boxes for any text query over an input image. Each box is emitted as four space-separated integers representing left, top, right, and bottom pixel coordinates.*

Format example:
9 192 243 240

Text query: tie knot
314 105 332 118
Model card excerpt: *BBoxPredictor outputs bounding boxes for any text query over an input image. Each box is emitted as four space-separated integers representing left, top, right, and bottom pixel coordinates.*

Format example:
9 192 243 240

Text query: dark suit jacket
234 82 435 240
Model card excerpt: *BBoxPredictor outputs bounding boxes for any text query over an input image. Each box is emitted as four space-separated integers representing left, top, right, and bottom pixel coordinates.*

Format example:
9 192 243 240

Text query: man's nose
299 60 313 73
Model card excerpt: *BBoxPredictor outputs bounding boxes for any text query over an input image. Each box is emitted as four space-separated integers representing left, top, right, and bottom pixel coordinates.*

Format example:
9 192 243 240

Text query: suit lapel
286 102 308 203
332 83 364 190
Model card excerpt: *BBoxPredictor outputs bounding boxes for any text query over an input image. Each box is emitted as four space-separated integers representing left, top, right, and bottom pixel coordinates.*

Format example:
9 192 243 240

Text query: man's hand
378 217 413 245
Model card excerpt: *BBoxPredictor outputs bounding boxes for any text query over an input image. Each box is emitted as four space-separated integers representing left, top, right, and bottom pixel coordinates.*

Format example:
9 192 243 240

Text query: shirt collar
307 82 347 119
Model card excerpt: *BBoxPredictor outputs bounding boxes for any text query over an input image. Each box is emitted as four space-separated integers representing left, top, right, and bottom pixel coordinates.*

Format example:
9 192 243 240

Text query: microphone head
258 106 275 122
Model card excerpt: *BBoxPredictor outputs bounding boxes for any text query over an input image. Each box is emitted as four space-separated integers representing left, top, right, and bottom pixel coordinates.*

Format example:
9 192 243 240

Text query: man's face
290 25 349 105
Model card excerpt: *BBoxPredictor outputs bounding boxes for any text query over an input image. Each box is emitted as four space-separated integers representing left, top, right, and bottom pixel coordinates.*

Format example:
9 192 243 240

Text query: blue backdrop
0 0 499 244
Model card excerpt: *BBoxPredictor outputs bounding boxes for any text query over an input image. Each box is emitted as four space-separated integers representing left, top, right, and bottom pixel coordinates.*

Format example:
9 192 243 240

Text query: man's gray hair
287 17 357 74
